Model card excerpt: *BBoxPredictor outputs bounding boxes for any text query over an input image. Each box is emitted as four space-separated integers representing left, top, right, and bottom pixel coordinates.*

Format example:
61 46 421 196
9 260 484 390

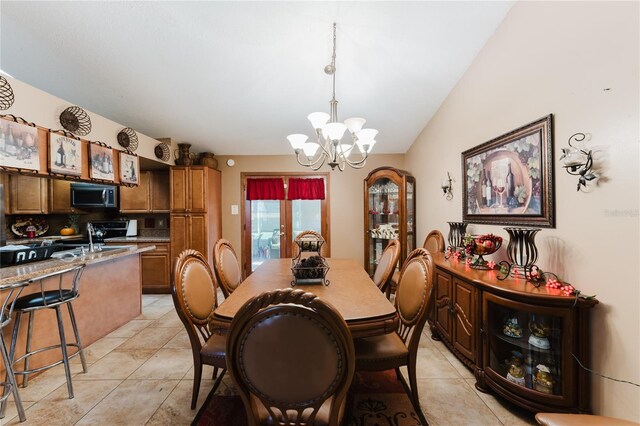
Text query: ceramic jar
174 143 197 166
198 152 218 169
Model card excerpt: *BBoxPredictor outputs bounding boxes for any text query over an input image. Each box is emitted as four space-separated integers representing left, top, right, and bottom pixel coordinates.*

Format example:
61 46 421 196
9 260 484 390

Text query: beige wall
405 1 639 421
215 154 405 266
1 76 175 165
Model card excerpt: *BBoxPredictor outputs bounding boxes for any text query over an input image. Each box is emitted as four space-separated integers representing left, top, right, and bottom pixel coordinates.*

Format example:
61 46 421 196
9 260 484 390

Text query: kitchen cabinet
170 166 221 268
141 242 171 293
431 252 597 414
120 171 169 213
9 174 48 214
364 167 415 277
49 178 85 214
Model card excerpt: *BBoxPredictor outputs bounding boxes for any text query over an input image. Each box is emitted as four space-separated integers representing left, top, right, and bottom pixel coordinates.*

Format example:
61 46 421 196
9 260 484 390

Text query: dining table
210 258 399 338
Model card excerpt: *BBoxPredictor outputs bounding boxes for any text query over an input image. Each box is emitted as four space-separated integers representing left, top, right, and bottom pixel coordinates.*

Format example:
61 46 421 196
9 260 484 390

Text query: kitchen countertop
104 236 170 243
5 235 84 245
0 244 155 287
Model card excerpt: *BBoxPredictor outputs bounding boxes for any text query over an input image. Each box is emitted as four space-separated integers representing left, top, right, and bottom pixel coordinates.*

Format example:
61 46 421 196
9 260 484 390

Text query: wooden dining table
210 258 399 338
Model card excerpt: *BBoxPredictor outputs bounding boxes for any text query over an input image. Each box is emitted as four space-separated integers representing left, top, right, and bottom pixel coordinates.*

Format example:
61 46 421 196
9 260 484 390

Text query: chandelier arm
295 150 325 168
344 151 369 168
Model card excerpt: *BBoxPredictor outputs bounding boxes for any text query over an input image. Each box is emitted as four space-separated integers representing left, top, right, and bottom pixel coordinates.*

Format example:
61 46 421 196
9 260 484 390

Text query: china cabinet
364 167 415 277
430 251 598 414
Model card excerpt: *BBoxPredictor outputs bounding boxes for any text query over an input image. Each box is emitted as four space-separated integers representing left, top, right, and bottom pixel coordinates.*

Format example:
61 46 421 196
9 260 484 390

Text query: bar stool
7 264 87 401
0 280 29 422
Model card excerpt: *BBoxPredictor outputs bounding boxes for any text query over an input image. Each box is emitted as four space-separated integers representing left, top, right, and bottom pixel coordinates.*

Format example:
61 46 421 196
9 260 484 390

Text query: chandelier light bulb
302 142 320 158
287 134 309 150
357 139 376 154
324 122 347 141
344 117 366 134
308 112 330 130
356 128 378 142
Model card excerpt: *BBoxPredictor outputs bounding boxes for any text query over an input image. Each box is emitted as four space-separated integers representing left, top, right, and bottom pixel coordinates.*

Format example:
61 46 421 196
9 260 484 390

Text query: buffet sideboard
430 252 598 414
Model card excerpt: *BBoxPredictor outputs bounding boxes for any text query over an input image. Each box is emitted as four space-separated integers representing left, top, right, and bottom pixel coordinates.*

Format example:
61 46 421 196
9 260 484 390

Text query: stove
87 220 128 243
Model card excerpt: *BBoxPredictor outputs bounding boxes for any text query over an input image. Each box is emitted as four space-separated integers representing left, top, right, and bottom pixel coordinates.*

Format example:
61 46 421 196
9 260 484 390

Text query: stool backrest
21 264 85 310
0 281 29 329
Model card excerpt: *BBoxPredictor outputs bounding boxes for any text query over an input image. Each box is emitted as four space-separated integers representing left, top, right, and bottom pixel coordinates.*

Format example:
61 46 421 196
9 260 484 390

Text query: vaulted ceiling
1 1 512 155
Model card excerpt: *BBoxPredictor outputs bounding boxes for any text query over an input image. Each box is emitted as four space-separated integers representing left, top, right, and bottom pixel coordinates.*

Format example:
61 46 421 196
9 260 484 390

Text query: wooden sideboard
430 252 598 414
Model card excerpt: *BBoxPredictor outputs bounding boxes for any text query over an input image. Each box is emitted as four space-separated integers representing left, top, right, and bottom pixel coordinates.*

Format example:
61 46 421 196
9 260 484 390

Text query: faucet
87 223 95 253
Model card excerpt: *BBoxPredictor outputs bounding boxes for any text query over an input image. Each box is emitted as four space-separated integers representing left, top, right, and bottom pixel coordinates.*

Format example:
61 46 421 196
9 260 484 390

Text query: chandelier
287 23 378 171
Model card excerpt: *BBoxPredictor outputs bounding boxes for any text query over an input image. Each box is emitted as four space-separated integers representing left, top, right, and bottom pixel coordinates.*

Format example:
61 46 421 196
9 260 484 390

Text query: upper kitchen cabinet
170 166 209 213
120 171 170 213
8 174 49 214
49 178 85 214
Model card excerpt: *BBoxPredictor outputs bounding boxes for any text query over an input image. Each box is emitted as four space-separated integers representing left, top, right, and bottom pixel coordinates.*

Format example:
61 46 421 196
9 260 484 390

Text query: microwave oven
70 183 118 208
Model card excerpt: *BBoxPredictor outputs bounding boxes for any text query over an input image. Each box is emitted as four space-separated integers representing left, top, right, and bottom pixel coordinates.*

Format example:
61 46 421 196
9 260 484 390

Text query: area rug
193 370 421 426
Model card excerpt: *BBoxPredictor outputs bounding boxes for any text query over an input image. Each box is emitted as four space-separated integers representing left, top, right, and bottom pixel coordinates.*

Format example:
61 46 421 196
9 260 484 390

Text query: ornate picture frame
462 114 555 227
0 116 40 171
89 142 115 182
49 132 83 176
119 151 139 185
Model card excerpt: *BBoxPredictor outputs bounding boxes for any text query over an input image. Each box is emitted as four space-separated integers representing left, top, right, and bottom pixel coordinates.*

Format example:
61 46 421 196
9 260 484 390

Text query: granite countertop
104 236 170 243
5 235 84 245
0 244 155 287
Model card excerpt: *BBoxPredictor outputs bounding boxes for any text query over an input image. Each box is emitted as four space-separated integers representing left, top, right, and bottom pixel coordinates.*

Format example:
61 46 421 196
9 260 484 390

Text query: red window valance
288 178 325 200
246 178 285 200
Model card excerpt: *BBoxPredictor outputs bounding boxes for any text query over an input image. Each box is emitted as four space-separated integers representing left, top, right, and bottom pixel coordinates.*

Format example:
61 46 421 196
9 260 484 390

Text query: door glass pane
487 300 564 396
367 178 399 275
251 200 281 271
292 200 321 238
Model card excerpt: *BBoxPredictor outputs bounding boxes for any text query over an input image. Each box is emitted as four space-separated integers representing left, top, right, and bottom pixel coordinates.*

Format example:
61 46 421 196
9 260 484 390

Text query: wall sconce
441 172 453 200
560 133 596 191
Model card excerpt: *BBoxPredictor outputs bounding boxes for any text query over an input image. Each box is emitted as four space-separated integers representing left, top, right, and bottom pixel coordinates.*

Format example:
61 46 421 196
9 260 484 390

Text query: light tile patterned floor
1 295 537 425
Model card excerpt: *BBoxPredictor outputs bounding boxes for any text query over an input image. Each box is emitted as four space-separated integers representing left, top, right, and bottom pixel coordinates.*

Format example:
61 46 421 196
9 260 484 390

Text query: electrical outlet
158 219 164 228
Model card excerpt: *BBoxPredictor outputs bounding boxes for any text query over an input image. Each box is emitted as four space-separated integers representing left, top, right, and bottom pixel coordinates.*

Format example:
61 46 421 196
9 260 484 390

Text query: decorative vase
447 222 467 248
198 152 218 169
174 143 197 166
505 227 540 278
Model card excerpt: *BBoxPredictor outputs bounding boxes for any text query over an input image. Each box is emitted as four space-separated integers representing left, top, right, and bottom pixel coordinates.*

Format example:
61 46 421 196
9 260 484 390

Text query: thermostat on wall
226 159 235 167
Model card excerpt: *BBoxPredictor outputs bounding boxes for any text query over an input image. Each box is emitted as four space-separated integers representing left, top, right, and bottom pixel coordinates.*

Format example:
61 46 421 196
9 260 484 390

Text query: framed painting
462 114 555 227
119 151 139 185
89 142 115 182
49 132 83 176
0 117 40 171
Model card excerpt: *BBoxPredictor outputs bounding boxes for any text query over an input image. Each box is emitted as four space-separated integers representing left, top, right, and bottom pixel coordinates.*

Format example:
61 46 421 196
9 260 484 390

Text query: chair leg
55 306 74 399
191 362 202 410
0 333 26 422
212 367 219 380
23 312 35 387
67 303 88 373
407 357 429 426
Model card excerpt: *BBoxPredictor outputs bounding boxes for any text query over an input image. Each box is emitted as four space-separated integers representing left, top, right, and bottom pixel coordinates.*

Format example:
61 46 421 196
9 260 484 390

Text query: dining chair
372 239 400 296
422 230 445 254
292 230 329 257
172 249 226 409
353 248 434 425
387 247 430 299
226 288 355 426
212 239 243 298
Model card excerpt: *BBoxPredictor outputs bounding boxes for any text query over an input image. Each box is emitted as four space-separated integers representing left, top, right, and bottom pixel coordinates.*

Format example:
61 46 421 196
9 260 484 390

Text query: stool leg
7 311 22 389
55 306 74 399
66 303 87 373
23 311 35 387
0 333 26 422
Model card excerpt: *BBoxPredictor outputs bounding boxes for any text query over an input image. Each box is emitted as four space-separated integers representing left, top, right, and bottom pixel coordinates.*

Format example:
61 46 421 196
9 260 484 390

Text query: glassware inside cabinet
406 180 414 256
367 177 399 275
486 301 563 396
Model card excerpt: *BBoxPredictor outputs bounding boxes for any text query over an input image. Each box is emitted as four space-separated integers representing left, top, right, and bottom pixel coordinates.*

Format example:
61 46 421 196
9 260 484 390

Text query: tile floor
1 295 537 425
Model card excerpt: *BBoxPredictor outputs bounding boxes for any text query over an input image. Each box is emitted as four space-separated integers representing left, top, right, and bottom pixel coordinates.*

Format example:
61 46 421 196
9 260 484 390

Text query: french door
241 173 330 276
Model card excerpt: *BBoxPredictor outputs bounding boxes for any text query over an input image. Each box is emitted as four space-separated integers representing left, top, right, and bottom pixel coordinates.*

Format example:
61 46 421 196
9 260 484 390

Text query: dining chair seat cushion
252 394 343 426
13 290 77 310
200 333 227 368
535 413 640 426
354 332 409 371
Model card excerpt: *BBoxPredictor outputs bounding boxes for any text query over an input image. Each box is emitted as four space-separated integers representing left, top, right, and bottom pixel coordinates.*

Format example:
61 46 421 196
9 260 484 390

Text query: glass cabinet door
406 180 415 257
483 292 572 403
367 177 399 275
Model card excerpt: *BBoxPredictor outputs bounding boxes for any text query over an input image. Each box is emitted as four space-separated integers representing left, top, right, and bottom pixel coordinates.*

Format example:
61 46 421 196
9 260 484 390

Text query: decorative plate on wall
154 142 170 161
0 76 15 110
117 127 138 152
59 105 92 136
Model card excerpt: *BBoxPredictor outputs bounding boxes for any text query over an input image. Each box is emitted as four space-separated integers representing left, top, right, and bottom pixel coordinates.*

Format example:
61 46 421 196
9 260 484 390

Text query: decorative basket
0 76 15 110
117 127 139 152
465 234 503 269
291 236 329 286
60 106 92 136
154 142 170 161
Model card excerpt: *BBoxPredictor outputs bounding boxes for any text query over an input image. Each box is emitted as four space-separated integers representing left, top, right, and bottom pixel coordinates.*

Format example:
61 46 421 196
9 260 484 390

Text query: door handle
279 232 285 236
102 189 107 206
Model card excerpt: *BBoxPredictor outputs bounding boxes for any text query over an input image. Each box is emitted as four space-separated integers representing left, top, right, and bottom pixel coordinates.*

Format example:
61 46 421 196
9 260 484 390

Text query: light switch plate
231 205 239 215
